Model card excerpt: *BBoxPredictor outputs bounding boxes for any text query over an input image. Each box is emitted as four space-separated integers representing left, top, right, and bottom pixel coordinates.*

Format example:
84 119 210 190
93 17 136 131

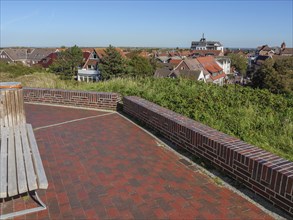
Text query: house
280 42 293 56
179 50 191 58
173 58 210 82
27 48 57 66
190 50 223 57
0 48 28 64
94 47 126 60
191 34 224 52
169 58 182 68
154 63 174 78
256 45 275 56
156 56 171 63
77 48 100 82
215 57 231 75
169 69 206 82
38 52 59 68
174 58 206 72
196 56 226 85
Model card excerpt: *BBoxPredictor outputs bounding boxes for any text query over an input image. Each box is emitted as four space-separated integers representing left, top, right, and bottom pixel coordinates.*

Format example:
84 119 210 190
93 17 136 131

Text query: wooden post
0 82 26 132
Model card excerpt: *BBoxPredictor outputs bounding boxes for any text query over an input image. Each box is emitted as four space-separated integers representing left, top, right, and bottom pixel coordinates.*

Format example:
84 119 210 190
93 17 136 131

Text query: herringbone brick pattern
0 104 273 219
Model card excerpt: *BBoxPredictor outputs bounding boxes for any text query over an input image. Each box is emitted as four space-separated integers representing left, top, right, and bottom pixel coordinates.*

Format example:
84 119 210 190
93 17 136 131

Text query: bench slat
18 89 26 124
7 91 14 127
8 128 17 197
0 128 8 198
26 124 48 189
2 90 9 127
20 124 38 191
15 126 28 194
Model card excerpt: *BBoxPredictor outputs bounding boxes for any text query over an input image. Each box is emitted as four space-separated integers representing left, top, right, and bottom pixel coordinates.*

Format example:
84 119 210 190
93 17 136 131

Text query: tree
252 58 293 94
50 45 83 79
128 55 155 77
98 45 127 80
273 57 293 94
228 53 247 76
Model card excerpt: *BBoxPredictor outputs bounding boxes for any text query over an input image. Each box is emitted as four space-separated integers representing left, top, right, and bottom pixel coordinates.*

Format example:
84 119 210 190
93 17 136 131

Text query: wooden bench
0 82 48 219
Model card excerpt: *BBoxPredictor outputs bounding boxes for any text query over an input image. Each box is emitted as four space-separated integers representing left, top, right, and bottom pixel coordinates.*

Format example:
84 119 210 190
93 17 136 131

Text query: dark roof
255 55 271 65
28 48 56 61
281 48 293 56
183 59 204 70
172 69 202 80
154 67 172 78
3 49 27 60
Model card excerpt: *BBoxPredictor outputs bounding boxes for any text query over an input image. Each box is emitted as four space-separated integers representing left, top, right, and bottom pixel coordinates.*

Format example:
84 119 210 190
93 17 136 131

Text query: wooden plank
0 93 4 135
26 124 48 189
20 124 38 191
7 90 14 127
0 128 8 198
7 128 17 197
14 90 20 125
10 90 17 127
2 90 9 127
14 125 28 194
18 89 26 124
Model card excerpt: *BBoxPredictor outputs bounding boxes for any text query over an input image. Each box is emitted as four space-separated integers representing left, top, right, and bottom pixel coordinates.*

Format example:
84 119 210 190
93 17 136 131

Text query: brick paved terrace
0 103 279 219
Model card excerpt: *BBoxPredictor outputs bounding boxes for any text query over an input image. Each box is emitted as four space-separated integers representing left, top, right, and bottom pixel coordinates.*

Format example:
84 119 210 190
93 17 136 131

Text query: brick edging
23 88 121 111
123 96 293 216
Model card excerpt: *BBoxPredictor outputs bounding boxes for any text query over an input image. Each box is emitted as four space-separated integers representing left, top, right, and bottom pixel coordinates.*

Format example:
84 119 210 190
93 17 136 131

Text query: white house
191 34 224 52
216 57 231 75
77 69 100 82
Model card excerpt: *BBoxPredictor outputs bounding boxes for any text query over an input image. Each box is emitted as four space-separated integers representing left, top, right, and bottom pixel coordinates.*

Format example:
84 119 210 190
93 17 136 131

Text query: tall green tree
252 58 293 94
98 45 127 80
50 45 83 79
228 53 247 76
128 55 155 77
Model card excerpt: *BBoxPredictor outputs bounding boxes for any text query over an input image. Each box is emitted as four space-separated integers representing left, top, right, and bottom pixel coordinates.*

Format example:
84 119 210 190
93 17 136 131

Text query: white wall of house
198 71 206 82
77 69 100 82
213 77 224 86
216 58 231 75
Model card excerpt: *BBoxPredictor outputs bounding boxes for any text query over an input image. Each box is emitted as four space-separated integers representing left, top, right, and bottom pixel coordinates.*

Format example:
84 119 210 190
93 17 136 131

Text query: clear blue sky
0 0 292 48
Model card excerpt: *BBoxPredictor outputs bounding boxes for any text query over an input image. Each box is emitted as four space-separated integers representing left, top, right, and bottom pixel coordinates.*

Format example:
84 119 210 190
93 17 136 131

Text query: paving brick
0 104 275 219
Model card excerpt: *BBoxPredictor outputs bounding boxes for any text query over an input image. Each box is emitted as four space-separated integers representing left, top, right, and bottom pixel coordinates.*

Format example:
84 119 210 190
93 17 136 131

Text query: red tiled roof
179 50 191 56
191 50 222 56
210 72 226 81
94 48 126 58
94 48 107 58
196 56 223 73
83 51 91 61
81 48 95 53
169 59 182 66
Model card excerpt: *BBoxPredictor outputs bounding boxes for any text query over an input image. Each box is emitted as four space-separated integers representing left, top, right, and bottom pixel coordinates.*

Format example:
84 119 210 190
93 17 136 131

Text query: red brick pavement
0 104 274 219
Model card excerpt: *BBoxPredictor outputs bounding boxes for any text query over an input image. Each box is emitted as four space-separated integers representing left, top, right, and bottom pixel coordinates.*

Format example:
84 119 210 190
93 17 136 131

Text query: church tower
281 41 286 50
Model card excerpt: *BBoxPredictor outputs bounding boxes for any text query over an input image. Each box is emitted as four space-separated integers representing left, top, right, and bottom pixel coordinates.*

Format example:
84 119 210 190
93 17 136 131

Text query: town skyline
1 0 292 48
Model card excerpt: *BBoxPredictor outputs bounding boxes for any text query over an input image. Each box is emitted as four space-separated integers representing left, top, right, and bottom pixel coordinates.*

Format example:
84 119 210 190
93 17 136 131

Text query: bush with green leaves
0 61 43 78
3 73 293 161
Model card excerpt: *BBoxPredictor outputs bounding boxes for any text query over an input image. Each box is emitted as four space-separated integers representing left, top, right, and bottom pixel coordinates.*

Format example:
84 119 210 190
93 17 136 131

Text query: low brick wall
123 96 293 216
23 88 121 111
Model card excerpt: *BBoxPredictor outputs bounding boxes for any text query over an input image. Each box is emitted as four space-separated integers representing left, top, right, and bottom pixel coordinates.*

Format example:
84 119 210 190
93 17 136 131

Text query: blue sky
0 0 292 48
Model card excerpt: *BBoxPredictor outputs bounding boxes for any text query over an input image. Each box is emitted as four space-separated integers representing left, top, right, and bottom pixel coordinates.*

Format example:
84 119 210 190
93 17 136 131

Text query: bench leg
0 191 46 220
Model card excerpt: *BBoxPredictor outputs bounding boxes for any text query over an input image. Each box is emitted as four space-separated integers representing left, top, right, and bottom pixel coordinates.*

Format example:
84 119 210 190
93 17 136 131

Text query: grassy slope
2 72 293 161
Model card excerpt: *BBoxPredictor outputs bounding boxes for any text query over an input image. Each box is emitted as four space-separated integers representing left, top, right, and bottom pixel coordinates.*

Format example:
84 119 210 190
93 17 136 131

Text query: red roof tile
210 72 226 81
169 59 182 66
196 56 223 74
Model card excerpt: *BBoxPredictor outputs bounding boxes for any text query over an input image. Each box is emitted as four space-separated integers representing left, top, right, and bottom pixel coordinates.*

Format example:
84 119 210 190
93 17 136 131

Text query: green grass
2 72 293 161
